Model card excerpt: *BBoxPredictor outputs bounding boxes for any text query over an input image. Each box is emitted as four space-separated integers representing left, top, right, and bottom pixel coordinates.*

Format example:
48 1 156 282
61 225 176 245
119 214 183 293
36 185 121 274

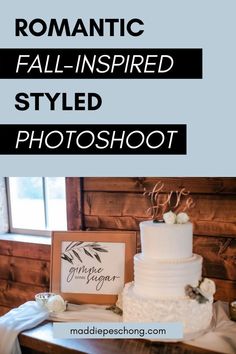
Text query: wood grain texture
0 255 50 286
65 177 236 302
83 177 236 194
213 278 236 303
194 236 236 281
1 177 236 311
0 305 11 316
0 240 50 261
83 192 236 220
66 177 84 230
82 192 236 237
0 279 49 308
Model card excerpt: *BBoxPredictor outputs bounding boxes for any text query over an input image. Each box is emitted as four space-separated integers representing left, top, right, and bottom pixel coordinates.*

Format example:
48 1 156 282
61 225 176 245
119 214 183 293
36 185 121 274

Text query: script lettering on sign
60 241 125 294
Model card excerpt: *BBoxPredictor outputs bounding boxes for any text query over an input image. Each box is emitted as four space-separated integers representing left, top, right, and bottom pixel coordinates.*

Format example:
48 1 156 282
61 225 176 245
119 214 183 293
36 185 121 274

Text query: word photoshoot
14 127 183 154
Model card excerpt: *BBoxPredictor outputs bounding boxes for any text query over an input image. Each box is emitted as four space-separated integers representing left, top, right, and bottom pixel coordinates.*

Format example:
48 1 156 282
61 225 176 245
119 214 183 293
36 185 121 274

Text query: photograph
0 177 235 353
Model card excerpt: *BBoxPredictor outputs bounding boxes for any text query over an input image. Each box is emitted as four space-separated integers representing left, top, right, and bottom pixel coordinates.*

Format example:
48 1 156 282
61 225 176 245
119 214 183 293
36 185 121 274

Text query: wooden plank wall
0 177 235 315
0 239 50 315
67 177 236 303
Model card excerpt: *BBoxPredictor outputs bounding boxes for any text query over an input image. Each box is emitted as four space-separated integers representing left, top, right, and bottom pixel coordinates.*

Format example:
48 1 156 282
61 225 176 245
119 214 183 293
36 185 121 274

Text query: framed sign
50 231 137 305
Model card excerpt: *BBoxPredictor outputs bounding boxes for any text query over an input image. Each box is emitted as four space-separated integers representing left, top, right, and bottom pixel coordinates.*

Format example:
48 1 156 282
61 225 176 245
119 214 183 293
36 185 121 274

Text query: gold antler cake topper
144 181 195 223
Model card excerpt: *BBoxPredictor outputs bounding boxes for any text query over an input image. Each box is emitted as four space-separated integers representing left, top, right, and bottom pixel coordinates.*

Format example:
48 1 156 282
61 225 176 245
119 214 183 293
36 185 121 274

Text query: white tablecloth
0 300 235 354
0 301 49 354
185 301 236 354
50 301 236 354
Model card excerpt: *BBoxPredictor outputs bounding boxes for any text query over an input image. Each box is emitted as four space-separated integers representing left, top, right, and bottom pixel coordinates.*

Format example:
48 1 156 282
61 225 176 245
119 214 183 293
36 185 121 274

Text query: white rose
46 294 67 312
199 278 216 299
163 211 177 224
176 212 189 224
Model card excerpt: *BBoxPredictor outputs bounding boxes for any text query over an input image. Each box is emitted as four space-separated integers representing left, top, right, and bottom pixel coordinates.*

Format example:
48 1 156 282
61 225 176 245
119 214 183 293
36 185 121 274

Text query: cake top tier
140 220 193 260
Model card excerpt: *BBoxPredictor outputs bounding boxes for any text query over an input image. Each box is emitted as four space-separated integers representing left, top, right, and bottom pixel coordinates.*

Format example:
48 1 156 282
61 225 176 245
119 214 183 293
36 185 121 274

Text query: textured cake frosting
134 253 202 298
122 220 214 339
123 282 213 337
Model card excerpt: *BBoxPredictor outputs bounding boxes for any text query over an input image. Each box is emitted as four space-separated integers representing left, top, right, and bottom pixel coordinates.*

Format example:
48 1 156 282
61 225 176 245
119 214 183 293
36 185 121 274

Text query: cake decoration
163 210 190 224
106 304 123 316
121 180 216 338
144 181 195 222
35 293 67 312
61 241 108 265
185 278 216 303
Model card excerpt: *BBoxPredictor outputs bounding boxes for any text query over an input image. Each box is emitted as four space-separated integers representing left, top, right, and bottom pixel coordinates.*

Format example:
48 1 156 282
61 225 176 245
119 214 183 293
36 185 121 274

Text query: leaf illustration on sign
61 241 108 265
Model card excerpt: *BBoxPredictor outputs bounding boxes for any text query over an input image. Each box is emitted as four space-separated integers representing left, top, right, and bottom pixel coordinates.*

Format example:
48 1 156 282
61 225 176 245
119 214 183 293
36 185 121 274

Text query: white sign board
60 241 125 295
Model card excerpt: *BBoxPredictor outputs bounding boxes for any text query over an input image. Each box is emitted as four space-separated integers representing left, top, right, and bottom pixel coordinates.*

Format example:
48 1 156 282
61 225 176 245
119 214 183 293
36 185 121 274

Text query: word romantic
15 18 144 37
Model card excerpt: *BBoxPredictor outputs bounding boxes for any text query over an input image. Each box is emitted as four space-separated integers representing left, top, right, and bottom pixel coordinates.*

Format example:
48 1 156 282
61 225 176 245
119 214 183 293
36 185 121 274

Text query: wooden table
19 322 219 354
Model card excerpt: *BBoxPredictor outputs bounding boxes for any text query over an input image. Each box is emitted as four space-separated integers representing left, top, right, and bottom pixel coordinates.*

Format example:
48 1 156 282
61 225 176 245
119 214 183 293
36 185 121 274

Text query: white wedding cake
121 212 216 339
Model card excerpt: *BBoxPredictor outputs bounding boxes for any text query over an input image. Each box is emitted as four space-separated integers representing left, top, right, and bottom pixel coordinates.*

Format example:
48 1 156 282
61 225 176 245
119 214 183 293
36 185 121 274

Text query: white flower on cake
163 211 177 224
176 212 189 224
199 278 216 299
46 294 67 312
163 211 189 224
185 278 216 303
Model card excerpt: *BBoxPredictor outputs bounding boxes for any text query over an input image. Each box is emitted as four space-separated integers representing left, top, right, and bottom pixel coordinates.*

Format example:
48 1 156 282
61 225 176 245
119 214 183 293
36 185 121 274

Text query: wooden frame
50 231 136 305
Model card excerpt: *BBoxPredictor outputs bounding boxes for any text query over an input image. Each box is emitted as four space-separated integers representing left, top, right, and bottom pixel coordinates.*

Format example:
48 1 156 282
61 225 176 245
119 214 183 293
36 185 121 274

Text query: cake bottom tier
122 282 213 339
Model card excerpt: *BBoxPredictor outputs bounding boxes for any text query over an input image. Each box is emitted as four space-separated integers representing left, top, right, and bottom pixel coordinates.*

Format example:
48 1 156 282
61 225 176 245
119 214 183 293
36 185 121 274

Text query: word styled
15 92 102 111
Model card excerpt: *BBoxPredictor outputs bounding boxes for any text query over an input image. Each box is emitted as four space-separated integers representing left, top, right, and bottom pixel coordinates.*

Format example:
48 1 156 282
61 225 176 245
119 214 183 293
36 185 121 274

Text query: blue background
0 0 235 176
